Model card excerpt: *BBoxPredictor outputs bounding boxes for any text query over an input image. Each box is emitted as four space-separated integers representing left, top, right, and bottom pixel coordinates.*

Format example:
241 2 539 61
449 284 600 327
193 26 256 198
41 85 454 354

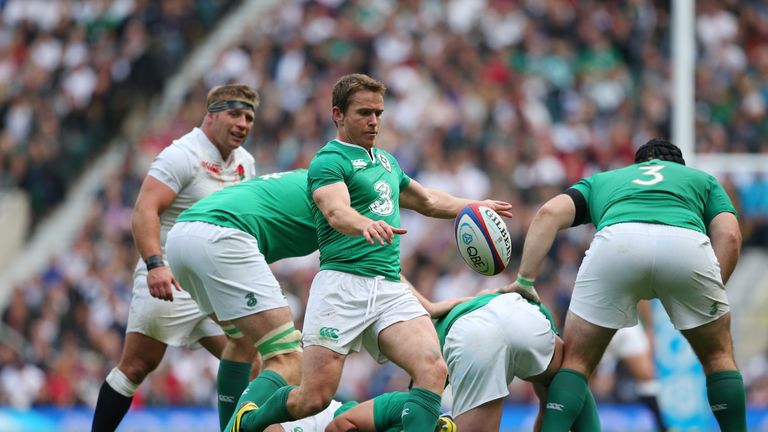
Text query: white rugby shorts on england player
165 221 289 322
302 270 428 363
125 258 223 348
570 222 730 330
442 293 556 417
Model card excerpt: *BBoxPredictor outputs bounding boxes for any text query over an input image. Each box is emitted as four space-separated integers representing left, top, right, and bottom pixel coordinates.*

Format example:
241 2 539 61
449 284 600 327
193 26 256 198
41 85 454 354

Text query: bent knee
294 391 334 418
413 353 448 384
118 359 158 383
700 351 738 374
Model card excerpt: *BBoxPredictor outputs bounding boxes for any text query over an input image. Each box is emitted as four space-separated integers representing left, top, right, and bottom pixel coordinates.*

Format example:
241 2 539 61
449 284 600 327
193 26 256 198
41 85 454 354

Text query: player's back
572 160 734 233
177 169 317 263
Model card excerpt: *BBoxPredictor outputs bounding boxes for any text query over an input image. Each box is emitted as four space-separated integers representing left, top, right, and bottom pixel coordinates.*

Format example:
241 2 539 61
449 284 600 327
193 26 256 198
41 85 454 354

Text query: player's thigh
228 306 296 345
293 345 346 405
364 278 431 364
561 311 617 376
680 312 737 373
377 315 443 378
454 398 504 432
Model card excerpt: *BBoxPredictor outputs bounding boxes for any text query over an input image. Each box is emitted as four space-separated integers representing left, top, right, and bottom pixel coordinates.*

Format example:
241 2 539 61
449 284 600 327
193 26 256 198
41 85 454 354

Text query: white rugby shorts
166 221 289 322
302 270 427 363
570 223 730 330
442 293 556 417
125 258 223 347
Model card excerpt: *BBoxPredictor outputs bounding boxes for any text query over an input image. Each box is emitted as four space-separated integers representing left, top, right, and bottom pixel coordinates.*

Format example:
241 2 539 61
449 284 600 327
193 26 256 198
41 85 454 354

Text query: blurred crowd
0 0 237 222
1 0 768 412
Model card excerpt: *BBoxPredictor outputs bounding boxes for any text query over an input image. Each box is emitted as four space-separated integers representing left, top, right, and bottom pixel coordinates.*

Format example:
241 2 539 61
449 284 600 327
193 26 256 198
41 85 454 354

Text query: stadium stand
0 0 767 430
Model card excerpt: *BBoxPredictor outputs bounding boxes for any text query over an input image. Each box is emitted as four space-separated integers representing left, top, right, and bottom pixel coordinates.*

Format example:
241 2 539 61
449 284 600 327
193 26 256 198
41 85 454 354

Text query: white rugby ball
454 204 512 276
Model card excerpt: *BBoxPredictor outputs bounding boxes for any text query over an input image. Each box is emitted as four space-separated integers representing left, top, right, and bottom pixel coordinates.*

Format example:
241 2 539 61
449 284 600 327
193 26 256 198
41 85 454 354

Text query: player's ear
332 106 344 126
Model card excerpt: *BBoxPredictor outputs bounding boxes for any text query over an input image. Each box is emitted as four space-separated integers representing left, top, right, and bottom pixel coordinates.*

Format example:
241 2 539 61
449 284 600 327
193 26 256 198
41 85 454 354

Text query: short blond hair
206 84 260 112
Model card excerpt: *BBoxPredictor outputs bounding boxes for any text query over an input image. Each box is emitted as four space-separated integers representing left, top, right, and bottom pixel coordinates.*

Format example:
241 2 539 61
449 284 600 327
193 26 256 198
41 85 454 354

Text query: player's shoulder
309 140 350 166
160 128 205 158
315 140 350 156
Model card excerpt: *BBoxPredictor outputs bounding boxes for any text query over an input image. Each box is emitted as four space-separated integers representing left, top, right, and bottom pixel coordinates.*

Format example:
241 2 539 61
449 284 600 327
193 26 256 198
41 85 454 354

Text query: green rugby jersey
176 169 317 263
308 140 411 281
570 160 737 233
434 293 559 349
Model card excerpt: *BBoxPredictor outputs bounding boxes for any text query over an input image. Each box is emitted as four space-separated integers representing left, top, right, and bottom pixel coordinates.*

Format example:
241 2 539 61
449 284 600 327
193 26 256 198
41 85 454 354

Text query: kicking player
229 72 513 432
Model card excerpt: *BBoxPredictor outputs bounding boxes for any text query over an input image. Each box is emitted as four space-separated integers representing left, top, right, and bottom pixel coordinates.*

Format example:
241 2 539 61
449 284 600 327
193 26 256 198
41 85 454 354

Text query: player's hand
500 281 541 304
362 220 407 245
478 199 513 218
147 266 181 302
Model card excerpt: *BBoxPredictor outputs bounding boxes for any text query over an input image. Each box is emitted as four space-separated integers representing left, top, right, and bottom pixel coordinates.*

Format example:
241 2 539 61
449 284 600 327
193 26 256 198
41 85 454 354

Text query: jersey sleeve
147 144 195 193
703 176 738 226
568 177 594 225
308 151 347 193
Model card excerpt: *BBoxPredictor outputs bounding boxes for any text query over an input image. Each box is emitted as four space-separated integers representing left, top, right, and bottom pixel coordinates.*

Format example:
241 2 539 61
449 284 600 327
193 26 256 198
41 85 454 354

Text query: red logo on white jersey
201 161 221 174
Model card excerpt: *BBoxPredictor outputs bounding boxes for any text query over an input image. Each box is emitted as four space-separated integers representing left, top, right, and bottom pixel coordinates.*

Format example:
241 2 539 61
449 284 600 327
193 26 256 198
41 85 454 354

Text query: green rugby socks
707 370 747 432
243 370 288 406
401 387 442 432
541 369 592 431
217 360 252 431
572 385 601 432
239 385 296 431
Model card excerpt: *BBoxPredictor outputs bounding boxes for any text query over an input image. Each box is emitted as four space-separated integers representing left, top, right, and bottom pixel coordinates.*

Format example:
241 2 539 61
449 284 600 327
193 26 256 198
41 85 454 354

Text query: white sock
106 368 140 397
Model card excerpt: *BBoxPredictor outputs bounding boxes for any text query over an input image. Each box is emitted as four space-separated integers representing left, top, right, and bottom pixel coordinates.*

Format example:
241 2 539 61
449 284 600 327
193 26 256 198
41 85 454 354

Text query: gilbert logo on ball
454 203 511 276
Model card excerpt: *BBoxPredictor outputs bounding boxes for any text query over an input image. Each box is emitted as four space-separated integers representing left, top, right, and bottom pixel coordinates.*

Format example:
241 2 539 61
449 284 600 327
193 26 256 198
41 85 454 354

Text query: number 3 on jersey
632 165 665 186
369 180 394 216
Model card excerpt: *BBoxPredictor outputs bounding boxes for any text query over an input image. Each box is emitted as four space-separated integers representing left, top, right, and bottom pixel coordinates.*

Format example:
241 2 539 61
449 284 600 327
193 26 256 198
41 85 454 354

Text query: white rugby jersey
146 127 256 247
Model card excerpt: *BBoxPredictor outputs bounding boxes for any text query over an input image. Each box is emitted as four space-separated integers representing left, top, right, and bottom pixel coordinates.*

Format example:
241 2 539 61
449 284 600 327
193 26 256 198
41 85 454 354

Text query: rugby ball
454 204 511 276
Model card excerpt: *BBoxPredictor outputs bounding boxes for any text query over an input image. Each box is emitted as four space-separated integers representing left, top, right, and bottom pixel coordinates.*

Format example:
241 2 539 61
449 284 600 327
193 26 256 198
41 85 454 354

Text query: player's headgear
206 84 259 113
634 138 686 165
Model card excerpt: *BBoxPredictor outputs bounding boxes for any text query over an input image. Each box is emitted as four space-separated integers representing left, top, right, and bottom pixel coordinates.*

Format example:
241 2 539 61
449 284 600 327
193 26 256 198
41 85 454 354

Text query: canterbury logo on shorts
319 327 340 340
546 402 564 411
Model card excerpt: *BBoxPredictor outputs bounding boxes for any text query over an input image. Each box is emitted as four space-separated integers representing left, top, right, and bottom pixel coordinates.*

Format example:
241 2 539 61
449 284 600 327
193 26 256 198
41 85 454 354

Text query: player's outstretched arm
401 275 470 318
399 179 513 219
132 176 181 301
313 182 406 245
499 194 576 302
708 211 742 284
